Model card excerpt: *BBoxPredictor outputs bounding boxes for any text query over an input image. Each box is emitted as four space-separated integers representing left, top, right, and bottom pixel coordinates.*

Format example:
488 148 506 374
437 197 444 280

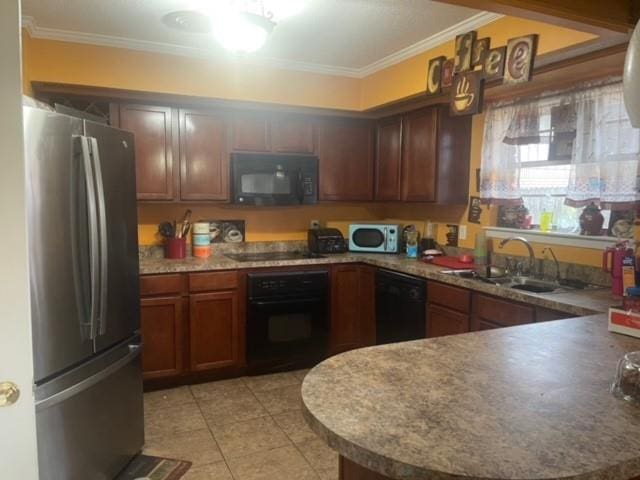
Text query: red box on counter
609 307 640 338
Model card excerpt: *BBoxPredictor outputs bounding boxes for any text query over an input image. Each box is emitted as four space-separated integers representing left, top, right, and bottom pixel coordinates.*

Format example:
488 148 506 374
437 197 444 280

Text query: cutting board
425 256 475 270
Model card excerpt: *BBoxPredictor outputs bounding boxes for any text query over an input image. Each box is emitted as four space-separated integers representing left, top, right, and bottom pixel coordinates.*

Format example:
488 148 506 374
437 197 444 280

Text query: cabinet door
330 265 375 354
231 112 270 152
189 291 240 372
471 294 535 331
427 304 469 338
401 108 438 201
271 115 315 154
319 119 374 201
119 104 177 200
140 296 184 379
375 117 402 201
179 109 229 201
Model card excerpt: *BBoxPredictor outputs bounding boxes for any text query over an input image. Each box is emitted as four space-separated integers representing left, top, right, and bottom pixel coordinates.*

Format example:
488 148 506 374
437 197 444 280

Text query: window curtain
565 82 640 208
480 80 640 208
479 104 520 204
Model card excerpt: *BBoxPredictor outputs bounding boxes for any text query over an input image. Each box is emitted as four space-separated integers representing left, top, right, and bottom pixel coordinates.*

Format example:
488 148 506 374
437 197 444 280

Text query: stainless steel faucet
498 236 536 277
542 247 561 283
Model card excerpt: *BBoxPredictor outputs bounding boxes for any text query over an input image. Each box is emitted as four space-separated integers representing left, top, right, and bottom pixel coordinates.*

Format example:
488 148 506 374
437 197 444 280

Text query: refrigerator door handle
79 136 100 340
88 137 109 336
35 343 142 411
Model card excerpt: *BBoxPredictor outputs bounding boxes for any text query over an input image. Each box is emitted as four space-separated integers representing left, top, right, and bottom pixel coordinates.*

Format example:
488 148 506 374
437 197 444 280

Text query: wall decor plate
451 71 484 116
504 34 539 84
471 37 491 67
454 31 477 73
483 46 507 80
426 56 447 95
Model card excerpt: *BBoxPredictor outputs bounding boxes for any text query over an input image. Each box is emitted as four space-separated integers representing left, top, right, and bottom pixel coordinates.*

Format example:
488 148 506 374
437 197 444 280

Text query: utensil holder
165 237 187 259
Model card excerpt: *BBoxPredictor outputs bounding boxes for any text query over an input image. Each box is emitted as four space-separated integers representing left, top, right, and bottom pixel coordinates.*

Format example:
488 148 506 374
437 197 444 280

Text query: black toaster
307 228 347 254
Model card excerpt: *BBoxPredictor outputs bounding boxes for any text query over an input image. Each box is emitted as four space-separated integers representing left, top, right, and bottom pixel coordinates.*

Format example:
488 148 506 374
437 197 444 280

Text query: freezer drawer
35 340 144 480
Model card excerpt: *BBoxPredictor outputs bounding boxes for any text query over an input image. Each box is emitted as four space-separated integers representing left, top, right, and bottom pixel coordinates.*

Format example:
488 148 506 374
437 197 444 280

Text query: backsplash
139 240 307 260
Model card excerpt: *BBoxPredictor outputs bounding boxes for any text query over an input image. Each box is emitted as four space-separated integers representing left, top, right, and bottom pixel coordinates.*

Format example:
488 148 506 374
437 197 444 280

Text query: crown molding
20 11 502 79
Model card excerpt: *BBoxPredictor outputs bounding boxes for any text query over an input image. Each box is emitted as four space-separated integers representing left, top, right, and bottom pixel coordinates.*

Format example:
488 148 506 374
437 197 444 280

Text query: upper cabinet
179 108 229 201
231 112 316 154
117 104 177 201
231 112 270 152
375 105 471 204
318 118 374 201
375 117 403 201
271 114 315 154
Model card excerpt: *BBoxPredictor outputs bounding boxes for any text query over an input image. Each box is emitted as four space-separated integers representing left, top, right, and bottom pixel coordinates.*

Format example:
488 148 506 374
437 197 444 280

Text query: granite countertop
139 252 617 316
301 314 640 480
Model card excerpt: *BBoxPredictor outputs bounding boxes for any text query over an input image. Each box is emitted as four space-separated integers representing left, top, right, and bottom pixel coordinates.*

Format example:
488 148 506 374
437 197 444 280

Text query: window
480 81 639 236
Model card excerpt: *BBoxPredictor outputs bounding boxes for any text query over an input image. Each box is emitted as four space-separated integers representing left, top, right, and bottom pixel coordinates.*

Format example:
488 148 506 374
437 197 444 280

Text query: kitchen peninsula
301 314 640 480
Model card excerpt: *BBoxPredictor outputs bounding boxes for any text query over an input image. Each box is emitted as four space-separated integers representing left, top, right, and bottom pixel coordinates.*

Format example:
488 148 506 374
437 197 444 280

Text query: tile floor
143 370 339 480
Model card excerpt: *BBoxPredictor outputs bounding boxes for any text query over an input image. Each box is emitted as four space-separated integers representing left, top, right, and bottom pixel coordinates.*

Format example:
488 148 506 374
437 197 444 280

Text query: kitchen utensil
178 209 192 238
158 221 175 238
611 351 640 403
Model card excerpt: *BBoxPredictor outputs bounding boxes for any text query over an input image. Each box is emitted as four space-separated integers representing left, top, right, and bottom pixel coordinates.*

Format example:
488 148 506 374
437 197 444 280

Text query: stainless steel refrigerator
24 106 144 479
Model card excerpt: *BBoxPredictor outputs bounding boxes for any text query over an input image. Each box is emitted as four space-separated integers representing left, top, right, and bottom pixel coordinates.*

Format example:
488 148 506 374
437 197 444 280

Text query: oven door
349 227 387 252
246 296 328 373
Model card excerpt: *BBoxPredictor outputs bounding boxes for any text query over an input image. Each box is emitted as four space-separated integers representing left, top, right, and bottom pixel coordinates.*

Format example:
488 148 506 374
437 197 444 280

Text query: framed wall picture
426 56 446 95
483 46 506 80
454 31 477 73
441 58 455 89
450 71 484 116
504 34 539 84
471 37 490 67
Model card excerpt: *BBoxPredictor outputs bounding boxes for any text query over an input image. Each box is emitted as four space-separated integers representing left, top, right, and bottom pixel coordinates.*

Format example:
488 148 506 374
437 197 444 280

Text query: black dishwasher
375 269 427 345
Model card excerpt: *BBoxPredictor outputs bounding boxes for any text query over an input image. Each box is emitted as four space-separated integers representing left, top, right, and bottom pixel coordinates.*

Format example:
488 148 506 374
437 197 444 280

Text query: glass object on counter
611 351 640 403
406 230 418 259
540 211 554 232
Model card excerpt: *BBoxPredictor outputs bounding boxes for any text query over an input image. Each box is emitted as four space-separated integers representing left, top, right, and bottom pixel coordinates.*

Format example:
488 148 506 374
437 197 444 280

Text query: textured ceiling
21 0 492 75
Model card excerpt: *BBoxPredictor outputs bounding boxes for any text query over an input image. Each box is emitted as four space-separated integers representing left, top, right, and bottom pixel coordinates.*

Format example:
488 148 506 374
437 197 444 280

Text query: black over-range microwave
231 153 318 206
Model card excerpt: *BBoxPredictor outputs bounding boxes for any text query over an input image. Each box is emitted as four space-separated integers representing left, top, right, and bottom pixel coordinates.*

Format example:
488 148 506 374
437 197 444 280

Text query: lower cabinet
140 296 185 380
189 291 240 372
330 264 376 355
427 304 469 337
471 294 535 330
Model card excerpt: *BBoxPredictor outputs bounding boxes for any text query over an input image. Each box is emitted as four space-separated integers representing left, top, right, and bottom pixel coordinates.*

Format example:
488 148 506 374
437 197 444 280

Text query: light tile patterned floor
143 370 339 480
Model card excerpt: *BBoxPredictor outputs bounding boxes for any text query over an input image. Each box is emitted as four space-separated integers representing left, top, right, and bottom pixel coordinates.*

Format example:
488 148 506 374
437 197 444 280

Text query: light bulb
212 12 273 53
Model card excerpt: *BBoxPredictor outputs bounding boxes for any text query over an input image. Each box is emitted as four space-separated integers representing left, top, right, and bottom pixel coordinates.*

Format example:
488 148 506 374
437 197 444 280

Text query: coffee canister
192 233 211 246
192 245 211 258
192 222 210 235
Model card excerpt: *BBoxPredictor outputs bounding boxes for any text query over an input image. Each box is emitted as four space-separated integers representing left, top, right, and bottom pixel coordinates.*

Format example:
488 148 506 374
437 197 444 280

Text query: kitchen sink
507 278 559 293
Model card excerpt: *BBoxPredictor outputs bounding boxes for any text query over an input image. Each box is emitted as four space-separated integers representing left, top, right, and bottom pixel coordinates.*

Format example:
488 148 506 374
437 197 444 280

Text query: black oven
231 153 318 205
246 270 329 374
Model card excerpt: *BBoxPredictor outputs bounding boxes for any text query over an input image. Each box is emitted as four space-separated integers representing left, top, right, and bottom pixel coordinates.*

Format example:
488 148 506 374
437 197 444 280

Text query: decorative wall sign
425 30 538 116
468 196 482 224
504 35 538 84
451 71 484 116
426 56 446 95
442 58 455 89
471 37 490 67
483 46 506 80
454 31 477 73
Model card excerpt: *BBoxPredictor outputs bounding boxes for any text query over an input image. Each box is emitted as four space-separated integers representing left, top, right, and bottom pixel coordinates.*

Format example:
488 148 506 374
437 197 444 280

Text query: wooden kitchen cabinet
375 117 403 201
271 114 315 154
189 290 241 372
375 106 471 203
319 118 374 201
471 294 535 331
140 296 185 380
231 112 270 152
330 264 376 354
118 104 177 200
179 108 229 201
427 281 471 338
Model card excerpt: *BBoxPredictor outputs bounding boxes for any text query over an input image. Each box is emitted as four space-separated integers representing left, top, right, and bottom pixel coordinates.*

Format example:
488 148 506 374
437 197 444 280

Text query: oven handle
251 297 324 307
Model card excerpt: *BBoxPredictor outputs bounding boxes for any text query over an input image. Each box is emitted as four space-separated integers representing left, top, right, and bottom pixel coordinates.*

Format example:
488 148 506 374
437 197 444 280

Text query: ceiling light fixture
212 9 276 54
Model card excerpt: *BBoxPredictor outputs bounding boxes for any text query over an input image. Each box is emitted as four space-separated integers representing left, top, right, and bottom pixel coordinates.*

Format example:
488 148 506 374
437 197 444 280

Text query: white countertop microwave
348 224 401 253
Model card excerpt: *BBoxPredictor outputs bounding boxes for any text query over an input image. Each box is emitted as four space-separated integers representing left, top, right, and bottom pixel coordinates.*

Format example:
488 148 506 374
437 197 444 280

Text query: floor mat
115 454 192 480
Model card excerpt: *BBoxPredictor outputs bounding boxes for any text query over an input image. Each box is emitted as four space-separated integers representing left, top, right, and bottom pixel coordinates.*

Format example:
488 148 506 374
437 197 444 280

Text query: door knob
0 382 20 407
